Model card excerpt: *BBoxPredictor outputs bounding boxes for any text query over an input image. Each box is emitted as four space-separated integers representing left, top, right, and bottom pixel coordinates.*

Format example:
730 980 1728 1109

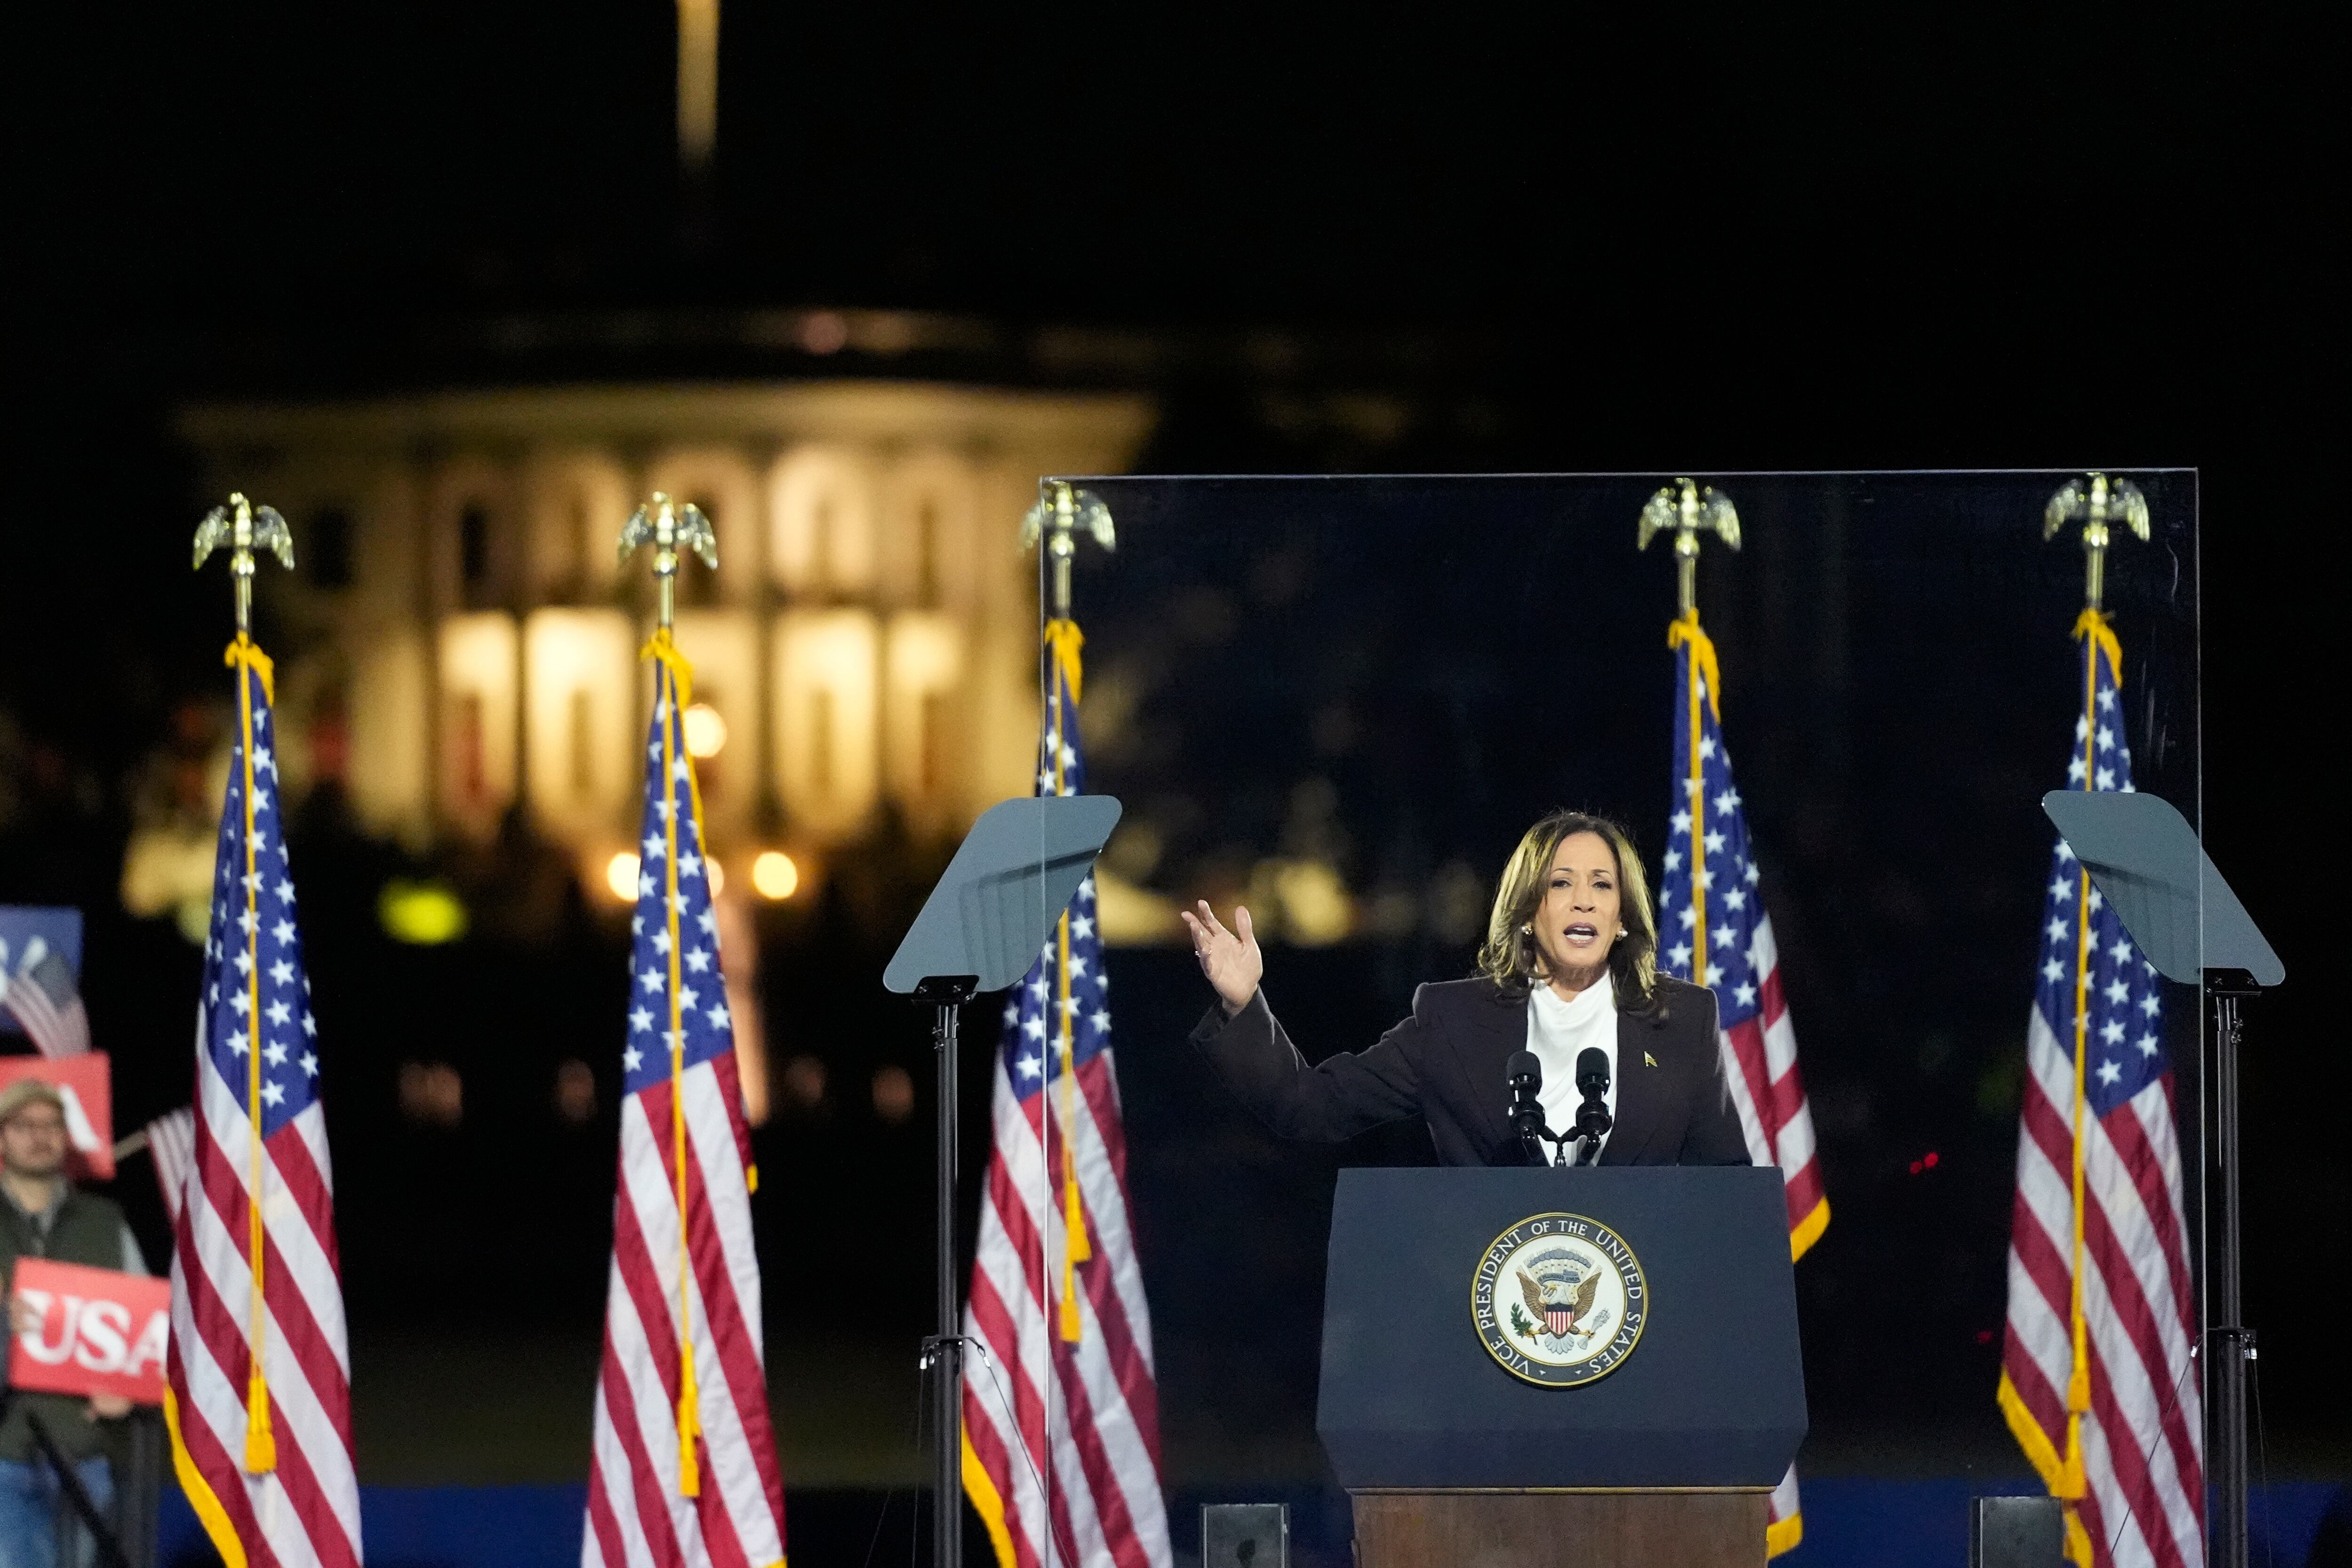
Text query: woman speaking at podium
1180 810 1750 1167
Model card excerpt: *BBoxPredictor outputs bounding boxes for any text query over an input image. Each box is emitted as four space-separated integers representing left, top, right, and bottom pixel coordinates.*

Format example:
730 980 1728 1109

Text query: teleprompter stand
885 794 1122 1568
2041 790 2283 1568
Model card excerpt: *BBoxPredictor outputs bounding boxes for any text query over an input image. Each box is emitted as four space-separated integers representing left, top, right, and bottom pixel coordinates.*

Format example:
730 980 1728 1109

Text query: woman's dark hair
1475 810 1660 1012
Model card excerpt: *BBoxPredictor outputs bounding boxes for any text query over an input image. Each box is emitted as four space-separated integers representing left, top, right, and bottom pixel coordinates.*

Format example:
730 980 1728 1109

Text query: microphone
1574 1047 1610 1101
1506 1051 1546 1143
1571 1046 1613 1162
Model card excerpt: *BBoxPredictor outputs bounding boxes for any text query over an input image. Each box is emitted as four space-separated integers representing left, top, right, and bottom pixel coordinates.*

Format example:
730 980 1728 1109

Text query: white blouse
1526 977 1619 1161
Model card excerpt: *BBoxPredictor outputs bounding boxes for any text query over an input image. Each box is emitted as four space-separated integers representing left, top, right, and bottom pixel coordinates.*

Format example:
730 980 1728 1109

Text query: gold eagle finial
1637 478 1740 615
193 493 295 634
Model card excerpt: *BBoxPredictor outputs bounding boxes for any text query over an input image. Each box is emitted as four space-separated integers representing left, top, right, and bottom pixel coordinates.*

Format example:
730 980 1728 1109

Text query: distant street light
605 852 641 902
751 851 798 900
683 702 727 758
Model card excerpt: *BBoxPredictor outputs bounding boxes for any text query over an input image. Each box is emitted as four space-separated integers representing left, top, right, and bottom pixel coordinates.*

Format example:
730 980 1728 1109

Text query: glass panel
1019 470 2199 1490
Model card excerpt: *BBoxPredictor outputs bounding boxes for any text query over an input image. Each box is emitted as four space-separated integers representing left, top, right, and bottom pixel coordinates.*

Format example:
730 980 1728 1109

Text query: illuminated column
524 450 633 602
349 625 431 844
768 446 875 600
522 608 635 843
882 612 964 833
880 451 979 612
771 608 879 841
344 465 431 843
437 613 520 836
425 462 516 614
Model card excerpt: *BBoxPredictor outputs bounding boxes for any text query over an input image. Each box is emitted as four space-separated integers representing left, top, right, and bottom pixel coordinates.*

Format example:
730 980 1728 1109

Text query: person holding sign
0 1080 148 1567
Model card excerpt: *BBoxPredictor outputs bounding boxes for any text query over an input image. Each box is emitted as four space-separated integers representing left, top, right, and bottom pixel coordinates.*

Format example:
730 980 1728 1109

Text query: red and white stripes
1716 913 1828 1256
167 1086 362 1568
584 1050 785 1568
1 948 91 1059
962 1048 1169 1568
148 1106 199 1223
2002 1009 2203 1568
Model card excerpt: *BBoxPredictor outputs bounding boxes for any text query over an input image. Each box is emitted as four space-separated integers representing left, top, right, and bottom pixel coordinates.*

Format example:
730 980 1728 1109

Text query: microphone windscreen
1575 1046 1610 1093
1507 1050 1542 1089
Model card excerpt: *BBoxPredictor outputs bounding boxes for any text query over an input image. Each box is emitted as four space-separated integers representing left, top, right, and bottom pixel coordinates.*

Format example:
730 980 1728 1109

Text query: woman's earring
1522 923 1534 936
1617 925 1628 938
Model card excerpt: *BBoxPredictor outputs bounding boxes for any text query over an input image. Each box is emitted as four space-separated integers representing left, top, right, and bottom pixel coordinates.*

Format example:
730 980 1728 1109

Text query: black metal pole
2207 976 2255 1568
918 978 975 1568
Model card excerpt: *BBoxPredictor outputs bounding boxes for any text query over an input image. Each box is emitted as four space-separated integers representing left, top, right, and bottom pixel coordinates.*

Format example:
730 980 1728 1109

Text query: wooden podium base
1350 1488 1769 1568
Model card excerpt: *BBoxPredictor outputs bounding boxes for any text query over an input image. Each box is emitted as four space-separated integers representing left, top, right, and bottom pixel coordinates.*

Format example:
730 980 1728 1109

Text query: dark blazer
1187 974 1751 1168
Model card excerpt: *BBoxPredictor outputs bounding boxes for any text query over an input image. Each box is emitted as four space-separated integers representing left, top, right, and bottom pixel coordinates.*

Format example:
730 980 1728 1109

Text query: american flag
1999 611 2202 1568
583 639 787 1568
1654 610 1825 1559
147 1106 199 1223
961 622 1171 1568
2 936 93 1059
167 639 364 1568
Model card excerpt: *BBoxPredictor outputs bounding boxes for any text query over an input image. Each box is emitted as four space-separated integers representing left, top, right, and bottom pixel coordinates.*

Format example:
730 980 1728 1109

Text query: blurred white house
168 380 1151 900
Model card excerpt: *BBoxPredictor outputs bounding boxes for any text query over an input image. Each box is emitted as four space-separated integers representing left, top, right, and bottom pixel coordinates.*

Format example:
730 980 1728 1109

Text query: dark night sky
4 0 2339 1496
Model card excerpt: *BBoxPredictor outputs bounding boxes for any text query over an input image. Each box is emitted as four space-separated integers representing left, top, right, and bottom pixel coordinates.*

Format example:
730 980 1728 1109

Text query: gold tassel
677 1356 702 1497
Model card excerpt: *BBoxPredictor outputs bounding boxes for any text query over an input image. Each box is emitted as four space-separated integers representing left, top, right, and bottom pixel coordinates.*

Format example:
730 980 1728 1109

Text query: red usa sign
7 1258 169 1404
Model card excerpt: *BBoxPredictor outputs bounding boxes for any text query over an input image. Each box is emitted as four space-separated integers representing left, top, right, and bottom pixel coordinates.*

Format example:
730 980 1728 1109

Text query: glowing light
872 1065 914 1124
752 851 799 900
606 852 641 902
708 857 726 895
782 1055 826 1109
378 880 468 945
553 1059 597 1124
683 702 728 758
398 1062 464 1127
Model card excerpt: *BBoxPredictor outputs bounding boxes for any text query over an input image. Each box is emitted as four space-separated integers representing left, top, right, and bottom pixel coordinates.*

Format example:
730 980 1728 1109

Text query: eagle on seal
1518 1266 1600 1339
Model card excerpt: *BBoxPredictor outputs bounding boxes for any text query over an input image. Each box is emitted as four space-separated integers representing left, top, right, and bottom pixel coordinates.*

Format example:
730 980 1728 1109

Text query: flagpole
193 493 296 1476
2044 473 2255 1568
1012 480 1116 1566
1638 478 1740 1014
619 493 720 1501
1640 482 1821 1560
2041 474 2165 1552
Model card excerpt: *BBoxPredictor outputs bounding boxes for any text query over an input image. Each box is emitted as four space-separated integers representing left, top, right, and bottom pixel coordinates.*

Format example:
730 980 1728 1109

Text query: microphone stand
1568 1098 1613 1167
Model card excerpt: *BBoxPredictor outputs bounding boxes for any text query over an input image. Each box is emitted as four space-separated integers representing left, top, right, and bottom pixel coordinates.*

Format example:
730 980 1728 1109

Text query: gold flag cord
2061 609 2119 1509
226 634 278 1475
644 629 704 1498
1047 619 1091 1343
1667 610 1722 990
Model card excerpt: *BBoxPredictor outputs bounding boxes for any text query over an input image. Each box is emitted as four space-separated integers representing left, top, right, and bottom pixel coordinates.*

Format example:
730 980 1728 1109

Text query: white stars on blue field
622 680 735 1095
1001 662 1112 1099
1656 663 1770 1027
2039 665 2166 1114
199 672 320 1135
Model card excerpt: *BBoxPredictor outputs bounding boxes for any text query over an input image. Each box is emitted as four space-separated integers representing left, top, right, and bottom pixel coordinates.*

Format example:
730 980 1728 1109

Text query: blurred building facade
175 382 1152 890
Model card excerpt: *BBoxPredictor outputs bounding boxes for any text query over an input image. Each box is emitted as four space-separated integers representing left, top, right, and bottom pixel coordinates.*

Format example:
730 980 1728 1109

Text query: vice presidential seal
1470 1212 1647 1387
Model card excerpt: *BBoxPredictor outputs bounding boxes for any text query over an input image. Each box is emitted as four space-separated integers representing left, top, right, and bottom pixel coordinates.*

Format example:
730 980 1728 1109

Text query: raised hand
1179 900 1263 1016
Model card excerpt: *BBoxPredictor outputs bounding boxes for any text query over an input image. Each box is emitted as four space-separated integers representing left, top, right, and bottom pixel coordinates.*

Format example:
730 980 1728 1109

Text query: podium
1319 1167 1805 1568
